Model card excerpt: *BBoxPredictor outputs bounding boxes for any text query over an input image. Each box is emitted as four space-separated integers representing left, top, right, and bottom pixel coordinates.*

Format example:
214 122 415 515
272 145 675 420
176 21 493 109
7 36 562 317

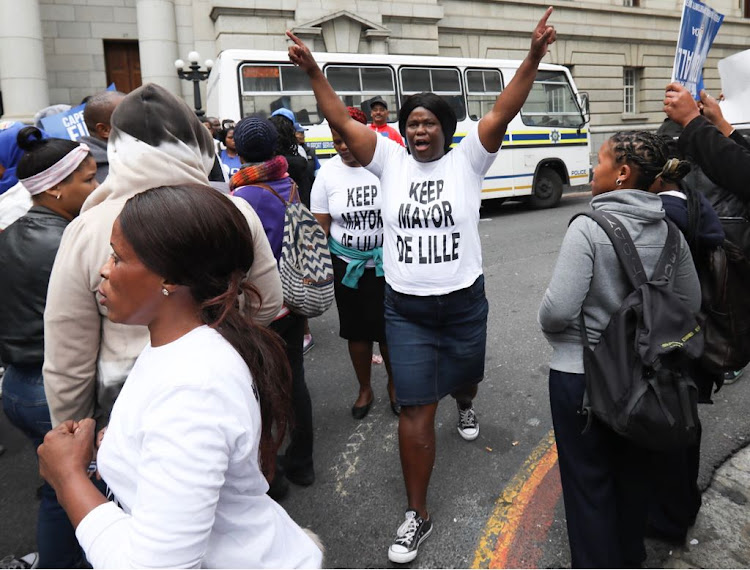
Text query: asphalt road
2 190 749 568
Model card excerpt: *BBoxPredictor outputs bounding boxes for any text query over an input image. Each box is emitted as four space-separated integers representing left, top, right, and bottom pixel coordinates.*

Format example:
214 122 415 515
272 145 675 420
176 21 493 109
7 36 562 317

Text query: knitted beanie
233 116 278 163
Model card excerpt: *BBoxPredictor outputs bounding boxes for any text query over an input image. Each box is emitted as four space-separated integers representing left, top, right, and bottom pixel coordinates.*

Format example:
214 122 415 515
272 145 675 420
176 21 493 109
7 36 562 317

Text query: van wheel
530 167 563 209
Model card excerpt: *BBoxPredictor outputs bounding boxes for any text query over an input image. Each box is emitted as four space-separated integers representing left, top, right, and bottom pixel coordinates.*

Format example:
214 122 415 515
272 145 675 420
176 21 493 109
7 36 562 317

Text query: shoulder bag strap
250 182 288 207
287 180 300 204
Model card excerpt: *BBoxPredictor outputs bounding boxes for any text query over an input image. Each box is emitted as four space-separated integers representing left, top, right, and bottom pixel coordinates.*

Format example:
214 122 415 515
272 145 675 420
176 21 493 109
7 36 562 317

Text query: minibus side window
239 63 321 124
465 69 503 121
520 70 584 128
399 67 466 122
324 65 398 122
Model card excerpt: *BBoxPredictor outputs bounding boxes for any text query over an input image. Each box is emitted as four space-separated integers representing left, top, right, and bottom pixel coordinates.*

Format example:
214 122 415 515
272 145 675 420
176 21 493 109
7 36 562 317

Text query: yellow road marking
471 430 559 569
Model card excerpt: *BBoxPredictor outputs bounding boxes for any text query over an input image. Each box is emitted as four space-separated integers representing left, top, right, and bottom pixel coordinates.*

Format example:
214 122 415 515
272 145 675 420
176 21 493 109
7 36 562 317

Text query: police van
206 49 591 208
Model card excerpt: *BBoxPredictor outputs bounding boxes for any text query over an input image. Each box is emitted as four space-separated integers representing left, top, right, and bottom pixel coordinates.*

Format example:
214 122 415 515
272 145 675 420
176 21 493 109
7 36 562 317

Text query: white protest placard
718 49 750 124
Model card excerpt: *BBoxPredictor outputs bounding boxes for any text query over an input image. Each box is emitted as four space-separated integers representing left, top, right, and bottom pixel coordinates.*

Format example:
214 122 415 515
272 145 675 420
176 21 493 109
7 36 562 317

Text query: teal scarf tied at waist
328 237 384 289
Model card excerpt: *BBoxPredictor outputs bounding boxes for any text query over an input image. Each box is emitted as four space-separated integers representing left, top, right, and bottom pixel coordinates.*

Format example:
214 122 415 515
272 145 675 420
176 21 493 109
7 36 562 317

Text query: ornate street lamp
174 51 214 117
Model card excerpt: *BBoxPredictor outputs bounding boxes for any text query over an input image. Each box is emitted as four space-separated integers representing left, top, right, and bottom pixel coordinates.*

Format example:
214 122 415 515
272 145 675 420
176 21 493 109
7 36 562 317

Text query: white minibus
206 49 591 208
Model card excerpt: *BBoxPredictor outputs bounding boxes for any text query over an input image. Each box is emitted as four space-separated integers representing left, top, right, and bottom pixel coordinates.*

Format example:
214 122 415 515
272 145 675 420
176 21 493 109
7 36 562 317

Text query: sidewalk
665 442 750 568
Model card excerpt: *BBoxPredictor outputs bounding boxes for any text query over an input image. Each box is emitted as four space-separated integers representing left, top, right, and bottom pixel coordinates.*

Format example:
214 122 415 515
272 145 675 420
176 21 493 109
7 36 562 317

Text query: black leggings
271 313 314 474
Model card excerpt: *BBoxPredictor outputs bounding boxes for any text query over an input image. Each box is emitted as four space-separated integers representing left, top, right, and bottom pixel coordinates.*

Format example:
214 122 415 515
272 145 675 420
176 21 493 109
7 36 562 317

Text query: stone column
136 0 180 95
0 0 50 121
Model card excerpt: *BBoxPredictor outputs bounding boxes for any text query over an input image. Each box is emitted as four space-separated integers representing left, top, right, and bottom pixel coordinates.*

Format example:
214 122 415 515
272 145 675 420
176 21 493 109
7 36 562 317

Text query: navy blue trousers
549 369 652 569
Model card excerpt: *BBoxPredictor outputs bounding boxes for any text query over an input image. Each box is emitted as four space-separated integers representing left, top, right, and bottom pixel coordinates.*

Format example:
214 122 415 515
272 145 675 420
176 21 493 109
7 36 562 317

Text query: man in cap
368 96 404 146
294 121 320 175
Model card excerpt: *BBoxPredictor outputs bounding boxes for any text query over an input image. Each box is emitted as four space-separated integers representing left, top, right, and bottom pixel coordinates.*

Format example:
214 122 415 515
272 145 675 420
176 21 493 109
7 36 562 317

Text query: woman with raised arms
287 8 556 563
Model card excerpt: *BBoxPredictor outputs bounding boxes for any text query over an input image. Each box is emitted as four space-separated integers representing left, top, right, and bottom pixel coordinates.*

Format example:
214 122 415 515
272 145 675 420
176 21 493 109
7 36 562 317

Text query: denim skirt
384 275 489 406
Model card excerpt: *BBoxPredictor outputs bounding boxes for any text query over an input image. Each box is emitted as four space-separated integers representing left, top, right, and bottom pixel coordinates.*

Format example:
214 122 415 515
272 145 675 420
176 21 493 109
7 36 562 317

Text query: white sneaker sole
457 425 479 441
387 524 433 564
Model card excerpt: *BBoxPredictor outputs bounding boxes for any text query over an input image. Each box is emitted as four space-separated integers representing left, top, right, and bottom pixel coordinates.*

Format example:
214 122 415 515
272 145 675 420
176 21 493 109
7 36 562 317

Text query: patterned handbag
257 182 334 318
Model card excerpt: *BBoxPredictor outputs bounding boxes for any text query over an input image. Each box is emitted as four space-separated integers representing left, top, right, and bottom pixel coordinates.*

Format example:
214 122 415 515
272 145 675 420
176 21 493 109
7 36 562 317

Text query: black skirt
332 254 387 342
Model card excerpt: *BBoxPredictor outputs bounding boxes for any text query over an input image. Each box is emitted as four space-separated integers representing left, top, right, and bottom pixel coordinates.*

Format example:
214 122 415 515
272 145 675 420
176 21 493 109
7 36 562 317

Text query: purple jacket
233 176 296 262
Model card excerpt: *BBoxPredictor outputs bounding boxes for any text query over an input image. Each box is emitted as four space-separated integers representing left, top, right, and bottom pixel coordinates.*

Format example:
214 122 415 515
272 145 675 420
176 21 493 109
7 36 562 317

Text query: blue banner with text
672 0 724 100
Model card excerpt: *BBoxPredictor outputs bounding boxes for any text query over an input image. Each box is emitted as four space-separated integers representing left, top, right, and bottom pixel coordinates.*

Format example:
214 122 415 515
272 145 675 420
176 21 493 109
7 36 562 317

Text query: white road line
329 419 376 497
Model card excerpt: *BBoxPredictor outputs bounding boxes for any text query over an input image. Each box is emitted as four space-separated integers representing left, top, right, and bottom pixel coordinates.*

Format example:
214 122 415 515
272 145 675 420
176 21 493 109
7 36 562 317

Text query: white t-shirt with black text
311 154 384 264
366 127 497 295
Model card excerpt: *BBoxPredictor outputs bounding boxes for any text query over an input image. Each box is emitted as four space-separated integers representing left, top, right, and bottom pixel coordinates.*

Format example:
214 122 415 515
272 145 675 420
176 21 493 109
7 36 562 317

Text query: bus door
514 69 590 207
463 67 515 200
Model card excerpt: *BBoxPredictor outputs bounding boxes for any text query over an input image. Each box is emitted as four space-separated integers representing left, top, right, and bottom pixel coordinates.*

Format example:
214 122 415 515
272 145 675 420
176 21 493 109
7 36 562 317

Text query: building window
623 67 638 114
623 0 639 6
745 0 750 18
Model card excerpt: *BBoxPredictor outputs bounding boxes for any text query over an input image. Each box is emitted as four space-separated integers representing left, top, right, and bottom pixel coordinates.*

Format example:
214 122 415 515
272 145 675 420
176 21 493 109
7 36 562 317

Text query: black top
0 206 68 364
679 116 750 218
660 190 725 249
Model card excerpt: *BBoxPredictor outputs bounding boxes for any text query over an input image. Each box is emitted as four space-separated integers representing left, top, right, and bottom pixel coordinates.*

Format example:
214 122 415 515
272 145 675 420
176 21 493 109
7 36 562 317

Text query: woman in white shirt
288 7 556 564
311 106 397 419
37 184 323 569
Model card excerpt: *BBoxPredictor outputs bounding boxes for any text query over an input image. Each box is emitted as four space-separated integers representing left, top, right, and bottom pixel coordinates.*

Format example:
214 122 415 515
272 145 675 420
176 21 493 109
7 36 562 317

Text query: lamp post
174 51 213 118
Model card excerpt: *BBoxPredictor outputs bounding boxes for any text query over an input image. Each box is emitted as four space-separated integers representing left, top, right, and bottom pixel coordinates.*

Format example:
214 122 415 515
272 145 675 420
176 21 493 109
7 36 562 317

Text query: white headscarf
82 83 215 212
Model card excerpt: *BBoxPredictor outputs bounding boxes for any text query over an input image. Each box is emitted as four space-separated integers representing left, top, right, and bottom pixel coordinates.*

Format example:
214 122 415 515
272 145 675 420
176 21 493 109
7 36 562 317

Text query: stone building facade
1 0 748 150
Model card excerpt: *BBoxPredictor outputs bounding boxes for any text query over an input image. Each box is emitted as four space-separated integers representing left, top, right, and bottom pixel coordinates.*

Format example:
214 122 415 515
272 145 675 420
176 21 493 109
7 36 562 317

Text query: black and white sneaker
457 404 479 441
0 552 39 569
724 368 744 385
388 509 433 564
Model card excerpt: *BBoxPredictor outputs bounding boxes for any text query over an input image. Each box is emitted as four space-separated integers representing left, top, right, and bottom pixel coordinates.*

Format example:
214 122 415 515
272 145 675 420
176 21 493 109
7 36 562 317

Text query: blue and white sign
39 83 117 141
40 103 89 141
672 0 724 100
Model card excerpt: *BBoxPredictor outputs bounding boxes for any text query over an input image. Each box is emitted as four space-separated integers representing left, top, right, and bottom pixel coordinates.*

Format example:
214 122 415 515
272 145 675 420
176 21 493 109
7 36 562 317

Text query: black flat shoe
286 468 316 487
351 399 373 420
390 401 401 416
267 471 289 502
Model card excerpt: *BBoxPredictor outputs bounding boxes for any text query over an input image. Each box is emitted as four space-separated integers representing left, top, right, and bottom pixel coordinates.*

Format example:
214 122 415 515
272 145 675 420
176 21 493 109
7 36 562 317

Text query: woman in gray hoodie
538 131 701 568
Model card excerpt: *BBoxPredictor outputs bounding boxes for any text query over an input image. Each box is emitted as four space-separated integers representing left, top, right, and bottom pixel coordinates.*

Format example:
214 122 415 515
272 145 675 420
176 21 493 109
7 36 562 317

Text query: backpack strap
571 210 647 289
652 219 682 284
684 186 701 249
571 210 678 352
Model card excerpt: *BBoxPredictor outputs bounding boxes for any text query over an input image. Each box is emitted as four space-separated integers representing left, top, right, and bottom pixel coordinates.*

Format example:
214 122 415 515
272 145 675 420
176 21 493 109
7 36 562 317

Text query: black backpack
572 211 704 450
682 190 750 375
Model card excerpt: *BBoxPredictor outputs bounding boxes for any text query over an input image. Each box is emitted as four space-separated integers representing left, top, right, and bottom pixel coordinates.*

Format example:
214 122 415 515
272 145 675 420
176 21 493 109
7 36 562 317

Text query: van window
399 67 466 121
465 69 503 121
239 63 321 124
521 70 584 128
324 65 397 121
